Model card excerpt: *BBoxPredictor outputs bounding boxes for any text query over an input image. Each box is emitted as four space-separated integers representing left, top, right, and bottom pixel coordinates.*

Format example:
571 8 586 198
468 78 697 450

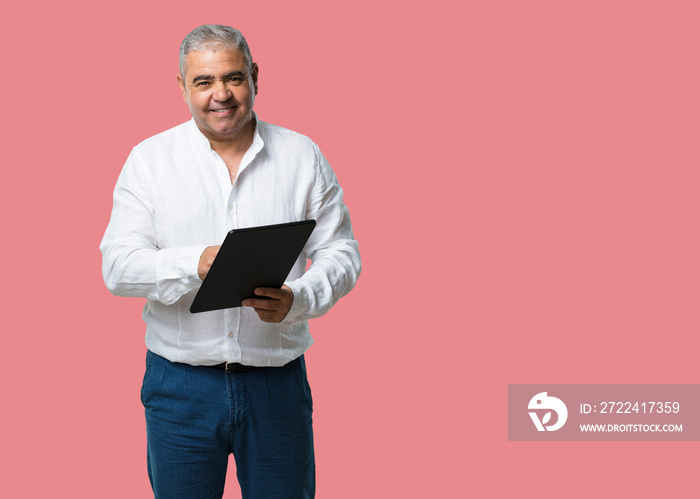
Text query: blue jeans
141 351 315 498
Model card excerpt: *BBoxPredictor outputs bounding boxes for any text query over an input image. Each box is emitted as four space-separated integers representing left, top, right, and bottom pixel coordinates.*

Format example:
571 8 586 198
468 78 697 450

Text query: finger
242 298 277 310
253 287 283 299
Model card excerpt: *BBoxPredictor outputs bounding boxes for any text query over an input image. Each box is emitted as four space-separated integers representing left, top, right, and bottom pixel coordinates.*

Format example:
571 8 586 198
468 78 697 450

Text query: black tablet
189 220 316 313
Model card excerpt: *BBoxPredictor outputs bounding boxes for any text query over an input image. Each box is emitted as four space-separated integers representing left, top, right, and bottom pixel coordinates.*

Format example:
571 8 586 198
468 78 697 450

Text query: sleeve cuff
153 244 209 304
279 279 308 325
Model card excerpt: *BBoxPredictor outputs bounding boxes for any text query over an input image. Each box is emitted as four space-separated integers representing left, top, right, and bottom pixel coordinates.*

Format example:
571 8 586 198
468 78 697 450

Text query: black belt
207 362 259 374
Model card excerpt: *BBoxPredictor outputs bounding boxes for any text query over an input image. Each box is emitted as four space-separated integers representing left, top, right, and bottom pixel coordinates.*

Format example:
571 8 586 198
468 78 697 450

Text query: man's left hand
242 285 294 323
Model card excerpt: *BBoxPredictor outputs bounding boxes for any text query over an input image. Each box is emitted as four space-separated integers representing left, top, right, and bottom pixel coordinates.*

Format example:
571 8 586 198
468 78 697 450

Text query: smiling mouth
210 107 235 114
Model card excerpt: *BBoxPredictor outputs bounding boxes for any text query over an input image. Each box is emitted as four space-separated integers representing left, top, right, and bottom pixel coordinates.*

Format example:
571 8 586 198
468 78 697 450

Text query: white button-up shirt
100 117 361 366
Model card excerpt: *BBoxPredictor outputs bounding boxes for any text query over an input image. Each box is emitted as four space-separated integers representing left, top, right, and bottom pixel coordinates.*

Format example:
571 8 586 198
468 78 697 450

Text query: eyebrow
191 71 246 84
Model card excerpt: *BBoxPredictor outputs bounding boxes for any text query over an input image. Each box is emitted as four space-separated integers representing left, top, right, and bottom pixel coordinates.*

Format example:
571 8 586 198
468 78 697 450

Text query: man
100 24 360 498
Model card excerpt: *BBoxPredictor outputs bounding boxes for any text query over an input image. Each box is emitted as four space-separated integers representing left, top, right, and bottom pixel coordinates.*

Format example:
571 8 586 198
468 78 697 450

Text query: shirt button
228 332 234 338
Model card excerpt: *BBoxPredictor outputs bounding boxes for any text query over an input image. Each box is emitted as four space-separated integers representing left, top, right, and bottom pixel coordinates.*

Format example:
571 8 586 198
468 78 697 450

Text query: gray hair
179 25 254 78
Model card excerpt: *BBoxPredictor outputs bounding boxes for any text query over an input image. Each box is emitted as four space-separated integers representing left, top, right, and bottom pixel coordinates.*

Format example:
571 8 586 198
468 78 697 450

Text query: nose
213 81 232 101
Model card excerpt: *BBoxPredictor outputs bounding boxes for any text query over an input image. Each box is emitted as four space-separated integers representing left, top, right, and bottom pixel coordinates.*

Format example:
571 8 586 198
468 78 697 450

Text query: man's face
177 47 259 143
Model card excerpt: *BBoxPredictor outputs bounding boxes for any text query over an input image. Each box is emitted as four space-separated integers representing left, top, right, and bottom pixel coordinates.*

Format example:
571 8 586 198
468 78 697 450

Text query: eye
229 76 243 84
196 81 211 87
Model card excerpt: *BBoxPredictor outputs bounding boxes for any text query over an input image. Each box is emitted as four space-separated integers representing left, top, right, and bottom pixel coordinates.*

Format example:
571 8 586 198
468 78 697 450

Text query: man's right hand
198 245 221 280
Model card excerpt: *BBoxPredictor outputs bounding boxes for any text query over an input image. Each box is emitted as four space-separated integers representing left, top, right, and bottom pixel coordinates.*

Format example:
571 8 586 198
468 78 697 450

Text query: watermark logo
528 392 568 431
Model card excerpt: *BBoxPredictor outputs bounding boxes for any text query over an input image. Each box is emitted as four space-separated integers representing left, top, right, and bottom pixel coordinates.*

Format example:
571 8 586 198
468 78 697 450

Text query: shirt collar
241 114 264 175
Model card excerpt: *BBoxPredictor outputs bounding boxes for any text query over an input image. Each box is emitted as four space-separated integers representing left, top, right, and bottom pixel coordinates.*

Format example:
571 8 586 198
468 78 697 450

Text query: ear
251 63 259 96
177 74 187 100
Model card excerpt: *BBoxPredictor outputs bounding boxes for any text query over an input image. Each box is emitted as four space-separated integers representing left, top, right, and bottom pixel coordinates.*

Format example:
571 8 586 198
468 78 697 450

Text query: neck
200 116 256 156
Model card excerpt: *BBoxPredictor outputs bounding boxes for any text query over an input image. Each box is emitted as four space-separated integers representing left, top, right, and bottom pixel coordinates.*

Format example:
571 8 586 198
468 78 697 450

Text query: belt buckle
225 362 234 374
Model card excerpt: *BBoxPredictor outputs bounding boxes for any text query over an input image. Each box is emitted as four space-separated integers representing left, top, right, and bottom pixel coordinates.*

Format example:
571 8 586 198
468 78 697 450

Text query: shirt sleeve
100 148 207 305
281 145 362 325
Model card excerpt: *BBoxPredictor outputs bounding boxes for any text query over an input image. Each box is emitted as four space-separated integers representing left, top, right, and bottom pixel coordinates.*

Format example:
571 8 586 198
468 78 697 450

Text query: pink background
2 0 699 497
